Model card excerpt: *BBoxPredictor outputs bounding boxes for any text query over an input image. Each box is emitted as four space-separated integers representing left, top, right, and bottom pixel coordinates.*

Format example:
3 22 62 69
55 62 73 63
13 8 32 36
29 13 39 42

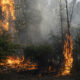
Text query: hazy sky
68 0 73 3
77 0 80 2
68 0 80 3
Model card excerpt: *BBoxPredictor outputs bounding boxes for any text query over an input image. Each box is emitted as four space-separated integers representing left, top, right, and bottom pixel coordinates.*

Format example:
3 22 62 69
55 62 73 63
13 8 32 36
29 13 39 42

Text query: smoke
14 0 80 45
14 0 61 45
37 0 60 40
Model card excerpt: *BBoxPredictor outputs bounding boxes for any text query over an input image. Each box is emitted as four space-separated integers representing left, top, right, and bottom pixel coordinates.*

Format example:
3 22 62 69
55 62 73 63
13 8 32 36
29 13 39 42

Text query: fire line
0 56 38 72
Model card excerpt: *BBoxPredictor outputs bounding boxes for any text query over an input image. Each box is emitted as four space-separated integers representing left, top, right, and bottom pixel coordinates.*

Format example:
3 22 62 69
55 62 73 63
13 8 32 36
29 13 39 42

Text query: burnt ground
0 72 79 80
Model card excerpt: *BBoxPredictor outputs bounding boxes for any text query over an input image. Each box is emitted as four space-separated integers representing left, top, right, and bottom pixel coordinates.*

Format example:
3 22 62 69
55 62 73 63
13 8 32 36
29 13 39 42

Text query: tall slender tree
65 0 71 35
59 0 64 41
65 0 76 34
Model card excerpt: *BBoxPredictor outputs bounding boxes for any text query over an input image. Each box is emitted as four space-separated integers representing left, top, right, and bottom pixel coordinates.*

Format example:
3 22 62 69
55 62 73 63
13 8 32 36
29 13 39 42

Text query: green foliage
24 44 53 59
24 44 54 70
24 45 38 58
24 44 54 67
0 31 19 59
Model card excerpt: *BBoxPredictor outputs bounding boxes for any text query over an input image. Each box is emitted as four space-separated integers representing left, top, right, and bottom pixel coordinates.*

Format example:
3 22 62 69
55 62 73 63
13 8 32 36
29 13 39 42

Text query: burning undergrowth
0 56 38 72
0 34 74 76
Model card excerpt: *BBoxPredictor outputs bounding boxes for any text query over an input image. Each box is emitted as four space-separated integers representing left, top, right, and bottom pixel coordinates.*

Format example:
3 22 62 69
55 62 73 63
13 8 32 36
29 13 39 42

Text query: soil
0 72 79 80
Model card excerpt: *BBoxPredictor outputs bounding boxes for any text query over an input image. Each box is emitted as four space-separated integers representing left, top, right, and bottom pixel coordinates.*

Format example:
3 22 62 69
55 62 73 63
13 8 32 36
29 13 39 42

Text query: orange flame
0 56 38 72
0 0 15 31
62 34 73 76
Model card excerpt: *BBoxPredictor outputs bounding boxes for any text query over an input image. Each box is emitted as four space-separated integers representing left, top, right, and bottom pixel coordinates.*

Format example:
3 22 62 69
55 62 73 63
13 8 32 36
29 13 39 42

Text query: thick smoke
14 0 80 45
37 0 60 40
14 0 60 45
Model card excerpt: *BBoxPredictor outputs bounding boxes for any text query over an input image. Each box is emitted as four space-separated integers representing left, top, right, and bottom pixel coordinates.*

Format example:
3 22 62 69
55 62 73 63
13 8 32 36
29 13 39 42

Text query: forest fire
0 0 75 77
62 34 73 76
0 0 15 31
0 56 38 72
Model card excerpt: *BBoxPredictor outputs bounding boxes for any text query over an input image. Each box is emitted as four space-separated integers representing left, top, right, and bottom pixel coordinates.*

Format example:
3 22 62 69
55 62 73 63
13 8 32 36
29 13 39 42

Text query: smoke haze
14 0 80 45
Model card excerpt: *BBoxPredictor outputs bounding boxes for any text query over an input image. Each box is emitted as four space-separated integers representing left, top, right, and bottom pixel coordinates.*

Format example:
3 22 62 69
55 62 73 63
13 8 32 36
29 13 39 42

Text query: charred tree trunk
59 0 64 42
65 0 71 53
0 6 2 20
70 0 76 23
65 0 76 35
65 0 76 54
65 0 70 36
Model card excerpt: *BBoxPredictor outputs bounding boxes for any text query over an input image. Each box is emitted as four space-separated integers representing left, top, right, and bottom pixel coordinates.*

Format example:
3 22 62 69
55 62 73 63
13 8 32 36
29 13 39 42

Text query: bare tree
69 0 76 23
59 0 64 41
65 0 76 35
65 0 70 35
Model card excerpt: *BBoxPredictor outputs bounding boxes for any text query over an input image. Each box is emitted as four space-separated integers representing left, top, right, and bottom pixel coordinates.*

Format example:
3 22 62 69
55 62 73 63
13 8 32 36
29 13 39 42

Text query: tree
65 0 76 34
59 0 64 42
0 6 2 20
71 28 80 76
58 0 76 49
69 0 76 23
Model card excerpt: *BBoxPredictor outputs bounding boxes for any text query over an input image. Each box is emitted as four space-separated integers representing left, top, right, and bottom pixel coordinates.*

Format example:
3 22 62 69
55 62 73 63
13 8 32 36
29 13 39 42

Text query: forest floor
0 72 79 80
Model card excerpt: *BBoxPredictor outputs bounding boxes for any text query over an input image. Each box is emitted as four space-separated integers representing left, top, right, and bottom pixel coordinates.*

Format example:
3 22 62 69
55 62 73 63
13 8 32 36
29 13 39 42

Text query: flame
49 65 52 72
62 34 73 76
0 56 38 72
6 56 24 65
0 0 15 31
